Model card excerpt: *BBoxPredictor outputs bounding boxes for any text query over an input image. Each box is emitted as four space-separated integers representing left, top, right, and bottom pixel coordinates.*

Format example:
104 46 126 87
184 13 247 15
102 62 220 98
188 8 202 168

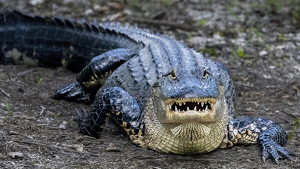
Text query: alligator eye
202 68 209 79
170 68 177 80
163 68 177 80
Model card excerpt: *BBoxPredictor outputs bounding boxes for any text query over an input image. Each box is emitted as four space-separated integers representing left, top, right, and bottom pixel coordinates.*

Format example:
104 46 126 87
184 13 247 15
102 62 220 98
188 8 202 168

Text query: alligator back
0 10 142 71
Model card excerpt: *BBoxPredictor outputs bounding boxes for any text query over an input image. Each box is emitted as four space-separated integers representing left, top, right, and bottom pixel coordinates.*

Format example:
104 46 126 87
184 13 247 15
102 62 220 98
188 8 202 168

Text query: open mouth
165 98 216 113
162 98 217 123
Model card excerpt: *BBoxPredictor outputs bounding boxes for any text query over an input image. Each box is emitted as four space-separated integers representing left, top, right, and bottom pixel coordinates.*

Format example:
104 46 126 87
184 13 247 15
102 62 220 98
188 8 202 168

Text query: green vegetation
36 76 43 99
288 118 300 139
250 27 264 38
227 0 241 21
37 76 43 86
197 19 207 26
54 113 61 118
265 44 271 51
217 31 224 37
158 0 176 5
6 103 13 116
234 46 251 59
292 6 300 26
277 33 286 40
266 0 282 13
236 46 244 57
198 48 218 58
129 0 138 9
187 33 192 41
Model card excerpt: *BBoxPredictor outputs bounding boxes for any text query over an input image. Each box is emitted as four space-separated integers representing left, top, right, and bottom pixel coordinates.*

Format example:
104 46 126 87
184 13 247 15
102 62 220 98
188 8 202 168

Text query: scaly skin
0 10 296 163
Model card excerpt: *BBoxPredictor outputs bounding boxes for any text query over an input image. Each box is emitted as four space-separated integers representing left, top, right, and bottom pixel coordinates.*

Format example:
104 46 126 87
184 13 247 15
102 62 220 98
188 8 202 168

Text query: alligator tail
0 10 142 71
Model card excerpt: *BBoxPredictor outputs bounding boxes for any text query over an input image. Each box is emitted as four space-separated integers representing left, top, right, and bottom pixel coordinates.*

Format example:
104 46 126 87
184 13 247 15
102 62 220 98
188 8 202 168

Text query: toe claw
288 150 298 157
73 107 89 122
81 107 88 116
262 156 266 163
73 108 82 121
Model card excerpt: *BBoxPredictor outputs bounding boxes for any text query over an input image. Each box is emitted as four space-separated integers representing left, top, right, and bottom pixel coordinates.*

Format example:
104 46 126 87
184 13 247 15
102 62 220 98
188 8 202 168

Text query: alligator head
143 63 229 154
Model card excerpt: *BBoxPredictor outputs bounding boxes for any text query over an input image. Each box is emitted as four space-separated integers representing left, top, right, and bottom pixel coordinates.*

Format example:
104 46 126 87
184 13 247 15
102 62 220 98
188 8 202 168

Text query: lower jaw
143 117 228 154
169 122 211 141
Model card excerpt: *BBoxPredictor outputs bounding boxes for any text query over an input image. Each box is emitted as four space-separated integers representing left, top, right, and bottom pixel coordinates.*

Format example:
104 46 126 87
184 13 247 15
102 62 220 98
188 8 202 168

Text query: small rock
294 33 300 41
84 9 93 15
275 45 285 49
188 37 206 47
30 0 44 5
263 74 272 79
59 121 68 130
8 131 19 135
213 33 222 40
285 42 296 50
269 65 276 69
76 144 84 153
275 49 284 58
106 143 122 152
259 50 268 56
246 107 252 111
123 9 133 15
7 152 24 159
26 135 34 139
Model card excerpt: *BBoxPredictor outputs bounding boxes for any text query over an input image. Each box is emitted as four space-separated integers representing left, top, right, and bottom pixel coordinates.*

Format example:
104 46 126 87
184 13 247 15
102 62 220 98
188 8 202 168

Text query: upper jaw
161 97 219 123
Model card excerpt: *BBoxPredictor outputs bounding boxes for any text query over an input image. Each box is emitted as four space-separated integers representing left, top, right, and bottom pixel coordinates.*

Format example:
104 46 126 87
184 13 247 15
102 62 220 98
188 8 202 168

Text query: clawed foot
259 138 297 164
73 107 96 137
53 81 92 103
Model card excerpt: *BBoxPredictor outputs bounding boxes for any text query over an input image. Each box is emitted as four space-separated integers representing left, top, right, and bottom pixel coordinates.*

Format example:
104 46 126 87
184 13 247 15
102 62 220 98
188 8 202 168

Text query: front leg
220 117 296 163
53 48 136 103
75 87 144 138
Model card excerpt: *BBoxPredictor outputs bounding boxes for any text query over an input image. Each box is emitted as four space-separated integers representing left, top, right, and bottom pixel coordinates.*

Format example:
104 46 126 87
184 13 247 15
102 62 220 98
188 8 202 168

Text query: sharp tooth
175 106 178 111
187 107 190 111
179 102 182 106
201 102 204 107
183 102 186 105
194 106 197 111
197 102 200 105
205 105 208 111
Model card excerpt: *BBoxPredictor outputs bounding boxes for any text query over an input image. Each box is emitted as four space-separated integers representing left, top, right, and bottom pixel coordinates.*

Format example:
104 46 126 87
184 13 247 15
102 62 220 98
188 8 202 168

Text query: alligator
0 10 296 163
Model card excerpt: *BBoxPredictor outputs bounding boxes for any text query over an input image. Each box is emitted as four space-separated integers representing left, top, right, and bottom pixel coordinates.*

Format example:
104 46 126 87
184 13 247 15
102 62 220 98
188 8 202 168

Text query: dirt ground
0 0 299 168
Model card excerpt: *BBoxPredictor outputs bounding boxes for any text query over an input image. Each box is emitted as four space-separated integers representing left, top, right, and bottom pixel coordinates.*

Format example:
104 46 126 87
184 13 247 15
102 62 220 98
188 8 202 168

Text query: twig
128 17 197 31
282 111 298 119
36 106 46 117
16 69 34 76
0 88 10 97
